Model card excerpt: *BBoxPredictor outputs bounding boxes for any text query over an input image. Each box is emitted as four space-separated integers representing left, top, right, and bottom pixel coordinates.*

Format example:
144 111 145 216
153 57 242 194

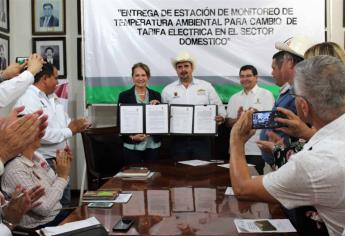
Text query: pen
0 192 25 208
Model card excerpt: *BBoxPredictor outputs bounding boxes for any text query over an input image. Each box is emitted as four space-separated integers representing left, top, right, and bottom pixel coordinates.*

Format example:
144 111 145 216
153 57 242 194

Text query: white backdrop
83 0 325 104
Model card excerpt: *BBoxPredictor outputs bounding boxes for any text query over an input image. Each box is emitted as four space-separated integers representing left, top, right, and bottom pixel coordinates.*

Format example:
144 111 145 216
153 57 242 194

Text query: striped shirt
1 152 68 228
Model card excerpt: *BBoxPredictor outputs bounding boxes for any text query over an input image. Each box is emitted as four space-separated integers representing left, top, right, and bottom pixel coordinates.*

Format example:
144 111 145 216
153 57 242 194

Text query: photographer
230 55 345 236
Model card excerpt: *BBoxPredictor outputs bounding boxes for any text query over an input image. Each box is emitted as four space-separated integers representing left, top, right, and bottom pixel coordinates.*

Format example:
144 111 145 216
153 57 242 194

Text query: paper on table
114 193 132 203
147 190 170 216
145 104 169 134
234 218 296 233
225 187 234 195
193 105 217 134
218 163 255 168
122 191 146 216
171 187 194 212
41 217 100 235
82 193 132 203
114 171 155 180
170 105 193 134
194 188 217 213
179 160 212 166
120 105 143 134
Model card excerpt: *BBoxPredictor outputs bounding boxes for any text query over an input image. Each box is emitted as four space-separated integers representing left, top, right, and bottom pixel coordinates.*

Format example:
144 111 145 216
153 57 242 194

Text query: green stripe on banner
86 85 280 104
260 85 280 99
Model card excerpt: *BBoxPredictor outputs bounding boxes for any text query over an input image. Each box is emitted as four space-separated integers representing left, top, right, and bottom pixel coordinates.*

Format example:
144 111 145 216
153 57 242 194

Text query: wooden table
62 160 297 235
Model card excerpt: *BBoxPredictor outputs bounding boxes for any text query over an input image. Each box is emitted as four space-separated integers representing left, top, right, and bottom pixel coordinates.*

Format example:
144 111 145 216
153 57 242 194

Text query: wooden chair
81 126 124 190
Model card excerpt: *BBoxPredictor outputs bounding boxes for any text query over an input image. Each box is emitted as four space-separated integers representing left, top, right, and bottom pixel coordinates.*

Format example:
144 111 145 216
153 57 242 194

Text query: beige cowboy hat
171 51 196 68
275 36 315 58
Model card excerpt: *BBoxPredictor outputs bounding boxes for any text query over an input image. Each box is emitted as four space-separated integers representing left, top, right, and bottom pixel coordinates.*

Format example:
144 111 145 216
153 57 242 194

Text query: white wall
3 0 345 189
6 0 85 189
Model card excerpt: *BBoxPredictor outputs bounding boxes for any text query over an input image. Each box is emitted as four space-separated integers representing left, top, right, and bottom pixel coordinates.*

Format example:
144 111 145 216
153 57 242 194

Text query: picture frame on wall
77 0 81 35
77 37 83 80
0 0 9 33
343 0 345 27
0 33 8 70
31 0 66 35
32 37 66 78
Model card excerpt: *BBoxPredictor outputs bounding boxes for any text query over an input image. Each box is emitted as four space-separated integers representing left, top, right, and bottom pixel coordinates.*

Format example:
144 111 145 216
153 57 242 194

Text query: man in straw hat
162 51 226 161
257 36 315 166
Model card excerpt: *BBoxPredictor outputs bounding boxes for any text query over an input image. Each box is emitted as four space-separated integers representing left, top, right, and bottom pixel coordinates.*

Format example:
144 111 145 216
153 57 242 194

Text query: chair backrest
81 126 124 190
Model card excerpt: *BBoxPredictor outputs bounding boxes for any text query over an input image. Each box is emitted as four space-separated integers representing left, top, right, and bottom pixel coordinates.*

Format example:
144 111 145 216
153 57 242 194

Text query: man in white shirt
226 65 274 174
162 52 226 161
230 55 345 236
15 63 90 206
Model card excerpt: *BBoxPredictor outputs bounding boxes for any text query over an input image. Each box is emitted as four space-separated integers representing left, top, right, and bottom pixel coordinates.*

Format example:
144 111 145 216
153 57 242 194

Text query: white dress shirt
43 16 51 27
226 85 274 155
161 78 226 117
0 70 34 108
0 223 11 236
263 113 345 236
14 85 72 159
279 82 291 95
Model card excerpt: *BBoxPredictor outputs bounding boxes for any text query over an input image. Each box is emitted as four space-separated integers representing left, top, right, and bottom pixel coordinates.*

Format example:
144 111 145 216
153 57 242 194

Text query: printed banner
84 0 325 104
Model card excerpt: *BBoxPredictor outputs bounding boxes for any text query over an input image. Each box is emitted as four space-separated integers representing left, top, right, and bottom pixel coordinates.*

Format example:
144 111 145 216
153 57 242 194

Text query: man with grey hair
229 55 345 236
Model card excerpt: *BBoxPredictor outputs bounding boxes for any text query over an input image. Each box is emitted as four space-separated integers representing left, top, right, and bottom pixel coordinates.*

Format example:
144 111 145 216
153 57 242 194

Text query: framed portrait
31 0 66 35
343 0 345 27
32 37 67 78
0 33 8 70
77 0 81 35
77 38 83 80
0 0 9 33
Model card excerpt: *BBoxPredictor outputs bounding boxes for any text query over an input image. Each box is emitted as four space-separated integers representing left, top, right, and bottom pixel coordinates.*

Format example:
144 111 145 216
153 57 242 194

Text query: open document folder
119 104 217 135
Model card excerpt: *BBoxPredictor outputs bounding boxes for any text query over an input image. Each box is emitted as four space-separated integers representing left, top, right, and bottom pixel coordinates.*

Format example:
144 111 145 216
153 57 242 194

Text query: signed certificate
193 105 217 134
145 104 169 134
119 104 144 134
169 105 193 134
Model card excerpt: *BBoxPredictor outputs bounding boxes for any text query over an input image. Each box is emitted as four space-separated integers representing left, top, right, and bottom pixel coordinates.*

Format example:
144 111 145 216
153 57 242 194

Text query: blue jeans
46 158 71 207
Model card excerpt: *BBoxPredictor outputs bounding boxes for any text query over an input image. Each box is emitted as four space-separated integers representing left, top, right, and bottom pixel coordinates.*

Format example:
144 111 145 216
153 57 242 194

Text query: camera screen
16 57 28 65
252 111 285 129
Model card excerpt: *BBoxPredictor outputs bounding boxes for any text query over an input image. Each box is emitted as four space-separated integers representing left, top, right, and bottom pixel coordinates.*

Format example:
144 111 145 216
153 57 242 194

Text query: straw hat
275 36 315 58
171 52 196 68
